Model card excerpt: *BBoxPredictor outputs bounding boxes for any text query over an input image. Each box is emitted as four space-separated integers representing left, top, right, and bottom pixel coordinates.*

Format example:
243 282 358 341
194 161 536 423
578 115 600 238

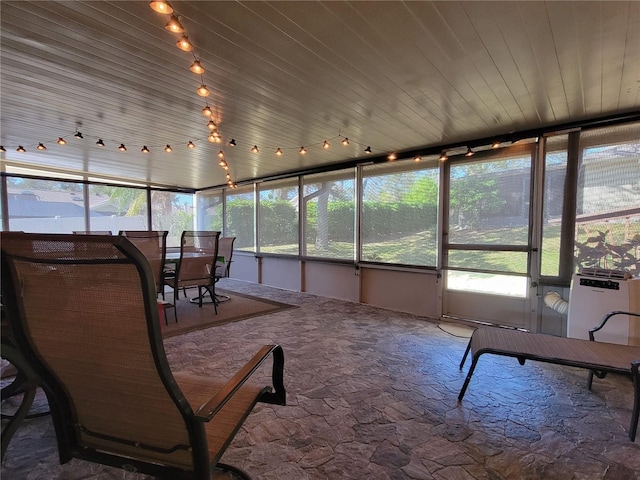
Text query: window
6 174 85 233
225 186 255 251
302 169 355 260
361 161 439 266
88 184 148 234
195 190 223 232
151 191 194 247
258 179 298 254
540 134 570 279
574 123 640 276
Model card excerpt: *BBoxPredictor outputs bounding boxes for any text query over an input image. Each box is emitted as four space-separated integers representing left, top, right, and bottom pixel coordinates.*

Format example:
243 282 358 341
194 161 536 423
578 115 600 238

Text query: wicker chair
0 232 286 479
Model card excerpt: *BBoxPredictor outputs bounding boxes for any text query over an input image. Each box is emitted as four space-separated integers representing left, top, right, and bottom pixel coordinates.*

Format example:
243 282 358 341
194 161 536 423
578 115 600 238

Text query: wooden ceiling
1 1 639 190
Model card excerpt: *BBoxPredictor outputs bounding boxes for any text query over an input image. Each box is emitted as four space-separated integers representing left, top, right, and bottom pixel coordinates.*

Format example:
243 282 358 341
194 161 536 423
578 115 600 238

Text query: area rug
160 289 296 338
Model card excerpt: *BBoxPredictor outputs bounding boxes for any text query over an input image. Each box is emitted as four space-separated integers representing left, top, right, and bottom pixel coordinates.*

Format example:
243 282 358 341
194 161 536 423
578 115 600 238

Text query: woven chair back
0 233 198 469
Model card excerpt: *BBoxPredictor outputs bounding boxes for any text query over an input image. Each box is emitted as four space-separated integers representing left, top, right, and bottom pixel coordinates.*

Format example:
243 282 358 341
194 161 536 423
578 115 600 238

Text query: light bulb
176 35 193 52
118 144 127 152
207 120 217 130
165 15 184 33
299 146 307 154
57 137 67 145
197 84 210 97
187 141 195 149
342 137 349 146
16 145 26 152
202 105 213 117
141 146 150 153
96 139 105 147
275 148 283 156
190 60 204 74
322 140 330 149
37 142 47 150
251 145 259 153
149 1 173 14
164 144 173 153
387 152 397 161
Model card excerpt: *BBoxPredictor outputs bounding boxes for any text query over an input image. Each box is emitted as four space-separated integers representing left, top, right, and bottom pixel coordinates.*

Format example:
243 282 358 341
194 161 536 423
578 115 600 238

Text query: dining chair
164 231 221 321
0 232 286 480
214 236 236 303
120 230 174 323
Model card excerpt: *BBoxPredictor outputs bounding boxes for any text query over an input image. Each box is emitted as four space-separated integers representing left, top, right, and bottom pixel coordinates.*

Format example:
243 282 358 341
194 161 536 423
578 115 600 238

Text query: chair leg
630 360 640 442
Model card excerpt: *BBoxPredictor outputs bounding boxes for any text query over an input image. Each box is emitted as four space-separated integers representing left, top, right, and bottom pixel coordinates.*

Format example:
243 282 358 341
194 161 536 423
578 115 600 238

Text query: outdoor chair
119 230 174 324
214 236 236 303
0 232 286 479
163 231 221 321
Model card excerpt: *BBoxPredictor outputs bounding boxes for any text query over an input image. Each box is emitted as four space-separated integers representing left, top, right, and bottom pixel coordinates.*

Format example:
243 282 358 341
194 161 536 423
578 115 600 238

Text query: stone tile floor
2 279 639 479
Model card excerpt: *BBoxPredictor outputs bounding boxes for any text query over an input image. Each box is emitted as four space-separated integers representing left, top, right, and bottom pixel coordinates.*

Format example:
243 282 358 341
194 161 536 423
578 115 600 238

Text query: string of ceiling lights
0 0 497 183
147 0 387 187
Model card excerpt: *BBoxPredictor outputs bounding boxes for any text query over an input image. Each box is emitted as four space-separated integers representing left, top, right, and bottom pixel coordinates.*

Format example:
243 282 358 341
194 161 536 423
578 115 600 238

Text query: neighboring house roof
7 193 105 218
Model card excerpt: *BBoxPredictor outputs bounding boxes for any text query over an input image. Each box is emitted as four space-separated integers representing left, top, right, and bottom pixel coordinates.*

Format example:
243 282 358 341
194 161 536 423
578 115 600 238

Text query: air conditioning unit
567 268 640 345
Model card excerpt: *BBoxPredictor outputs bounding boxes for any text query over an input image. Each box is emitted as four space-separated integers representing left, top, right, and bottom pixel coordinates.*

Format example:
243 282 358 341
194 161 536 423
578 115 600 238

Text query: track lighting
299 146 307 154
16 145 26 152
118 144 127 152
465 147 475 157
74 131 83 139
364 146 372 154
164 144 173 152
176 35 193 52
187 141 195 149
322 140 330 149
149 1 173 14
439 151 448 161
96 139 105 147
37 142 47 150
197 84 210 97
387 152 397 161
141 145 150 153
57 137 66 145
165 15 184 33
275 148 283 156
228 139 236 147
189 60 204 74
342 137 349 146
251 145 259 153
201 105 213 117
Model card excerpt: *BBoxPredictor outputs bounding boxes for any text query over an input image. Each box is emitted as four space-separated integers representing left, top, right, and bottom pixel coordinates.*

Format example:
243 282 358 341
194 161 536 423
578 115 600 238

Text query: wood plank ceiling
1 1 639 190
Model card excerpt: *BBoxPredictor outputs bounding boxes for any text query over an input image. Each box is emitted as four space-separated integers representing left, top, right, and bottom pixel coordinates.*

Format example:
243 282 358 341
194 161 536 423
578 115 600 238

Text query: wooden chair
0 232 286 479
214 236 236 303
164 231 221 321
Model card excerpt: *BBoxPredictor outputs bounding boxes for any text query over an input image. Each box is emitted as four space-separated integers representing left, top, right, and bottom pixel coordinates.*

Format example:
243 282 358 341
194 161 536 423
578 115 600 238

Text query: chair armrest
589 311 640 341
193 344 286 422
